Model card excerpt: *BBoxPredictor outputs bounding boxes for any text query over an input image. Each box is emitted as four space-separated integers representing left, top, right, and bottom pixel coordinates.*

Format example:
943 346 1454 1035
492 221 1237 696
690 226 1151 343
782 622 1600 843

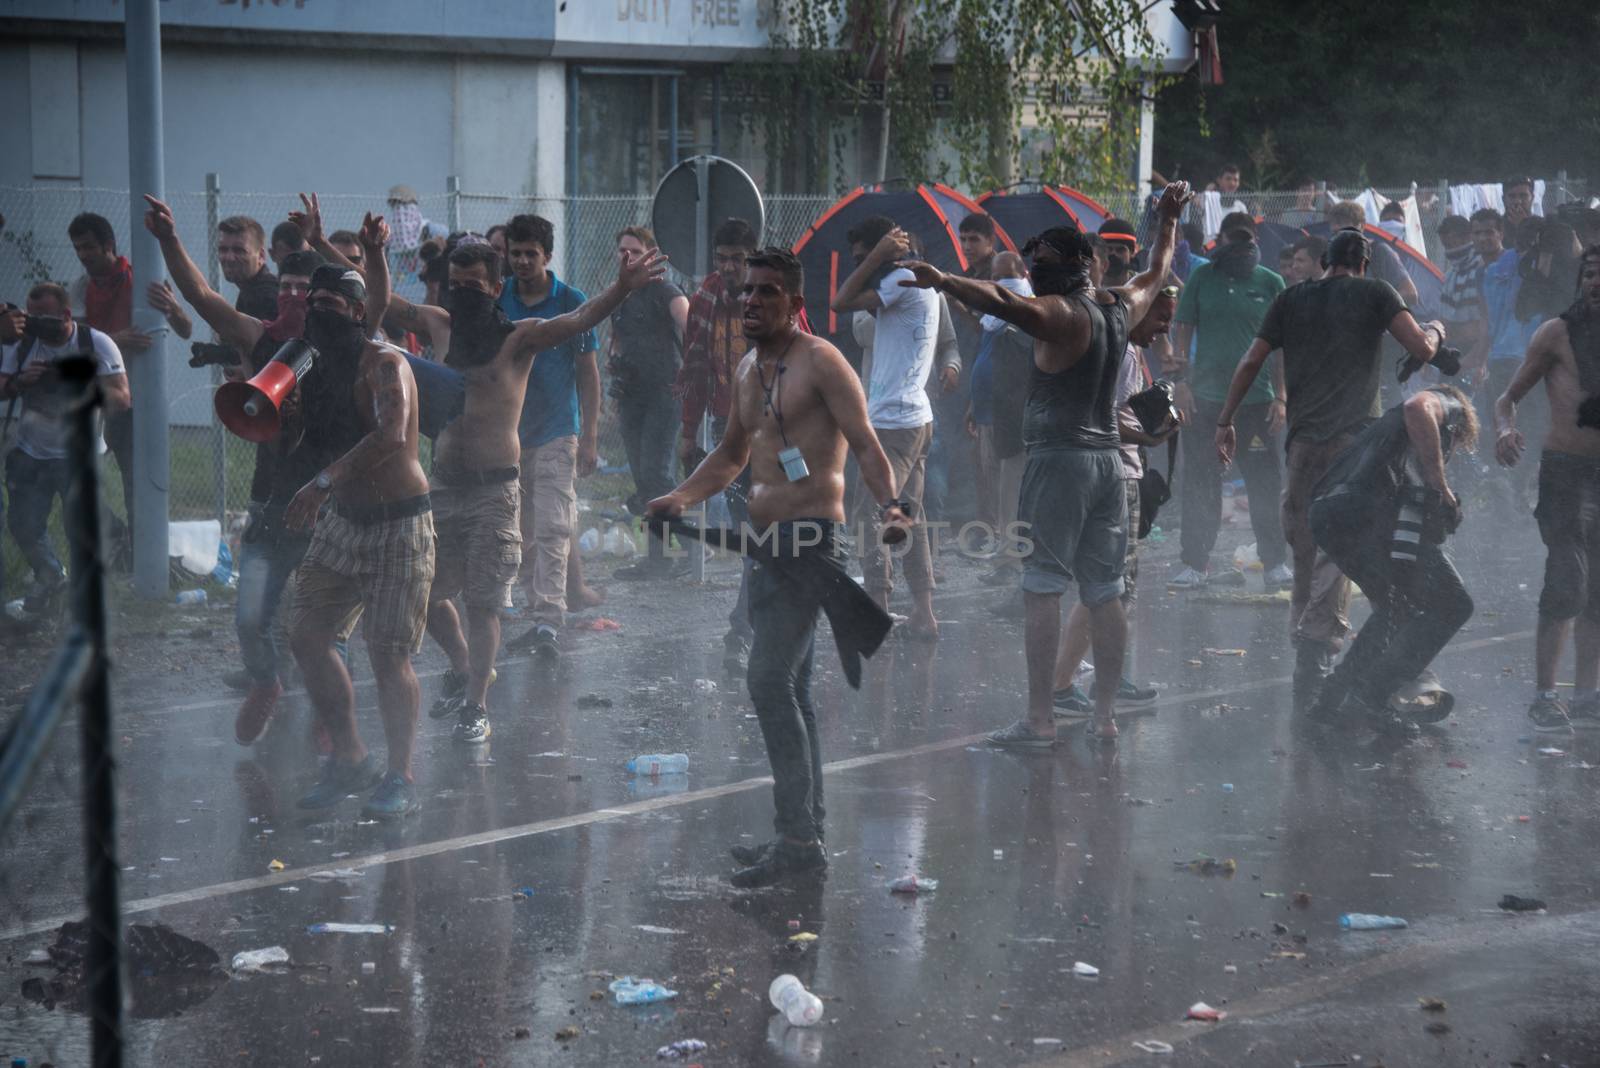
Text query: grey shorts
1016 445 1127 605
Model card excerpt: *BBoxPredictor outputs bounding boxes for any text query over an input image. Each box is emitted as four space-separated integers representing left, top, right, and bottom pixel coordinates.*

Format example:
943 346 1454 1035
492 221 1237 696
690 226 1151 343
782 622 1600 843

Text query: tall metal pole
205 172 226 531
691 157 710 583
126 0 170 599
63 357 123 1068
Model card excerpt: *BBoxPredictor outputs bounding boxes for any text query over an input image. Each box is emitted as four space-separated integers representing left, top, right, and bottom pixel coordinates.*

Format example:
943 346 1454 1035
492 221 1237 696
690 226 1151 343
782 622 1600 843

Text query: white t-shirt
1115 343 1149 479
0 325 124 460
866 268 938 430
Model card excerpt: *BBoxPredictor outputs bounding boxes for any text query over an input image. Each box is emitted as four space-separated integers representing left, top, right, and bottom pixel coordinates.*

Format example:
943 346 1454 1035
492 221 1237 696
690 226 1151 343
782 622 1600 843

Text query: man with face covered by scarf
370 237 668 744
144 196 390 746
1169 212 1291 592
899 181 1194 747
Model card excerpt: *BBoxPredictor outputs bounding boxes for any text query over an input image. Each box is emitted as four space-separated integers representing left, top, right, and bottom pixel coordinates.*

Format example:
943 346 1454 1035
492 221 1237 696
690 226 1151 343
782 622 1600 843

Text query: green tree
1155 0 1600 188
737 0 1178 194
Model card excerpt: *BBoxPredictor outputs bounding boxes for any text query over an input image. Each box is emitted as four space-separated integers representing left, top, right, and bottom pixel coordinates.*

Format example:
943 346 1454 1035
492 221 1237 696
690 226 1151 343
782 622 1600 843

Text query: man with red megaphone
145 196 373 748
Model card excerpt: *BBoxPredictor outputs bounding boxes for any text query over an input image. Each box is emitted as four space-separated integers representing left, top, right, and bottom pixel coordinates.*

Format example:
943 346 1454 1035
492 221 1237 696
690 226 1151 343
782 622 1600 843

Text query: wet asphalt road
3 500 1599 1067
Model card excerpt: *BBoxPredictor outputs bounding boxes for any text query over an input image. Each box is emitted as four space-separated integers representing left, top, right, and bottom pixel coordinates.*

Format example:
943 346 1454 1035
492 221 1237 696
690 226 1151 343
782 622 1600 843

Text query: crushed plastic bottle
887 875 938 894
1071 961 1100 978
1339 913 1408 930
769 973 824 1026
656 1038 708 1059
174 588 207 606
626 753 689 776
306 923 393 935
609 976 678 1005
230 946 290 972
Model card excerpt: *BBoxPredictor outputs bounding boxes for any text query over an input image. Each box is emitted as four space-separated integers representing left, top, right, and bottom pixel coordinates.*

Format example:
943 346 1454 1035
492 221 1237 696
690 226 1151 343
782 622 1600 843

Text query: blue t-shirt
969 329 999 425
1483 249 1539 362
499 272 595 449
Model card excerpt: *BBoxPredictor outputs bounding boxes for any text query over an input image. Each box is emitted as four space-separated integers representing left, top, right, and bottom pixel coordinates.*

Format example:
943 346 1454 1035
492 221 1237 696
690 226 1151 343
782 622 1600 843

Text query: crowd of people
3 165 1600 888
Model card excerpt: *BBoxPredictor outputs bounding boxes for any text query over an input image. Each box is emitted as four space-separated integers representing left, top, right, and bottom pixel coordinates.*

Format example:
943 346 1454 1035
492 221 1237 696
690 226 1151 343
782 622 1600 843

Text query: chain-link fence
2 177 1588 594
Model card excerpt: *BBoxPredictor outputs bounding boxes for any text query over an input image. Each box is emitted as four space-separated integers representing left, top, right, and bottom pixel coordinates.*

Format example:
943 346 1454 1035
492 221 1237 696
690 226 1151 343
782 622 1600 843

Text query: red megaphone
215 338 317 442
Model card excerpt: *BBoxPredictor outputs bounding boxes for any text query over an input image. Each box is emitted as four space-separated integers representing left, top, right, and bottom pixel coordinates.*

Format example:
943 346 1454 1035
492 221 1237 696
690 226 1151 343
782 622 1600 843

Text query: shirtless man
369 239 666 743
265 256 436 821
899 182 1193 746
647 247 909 888
1495 246 1600 735
143 195 385 746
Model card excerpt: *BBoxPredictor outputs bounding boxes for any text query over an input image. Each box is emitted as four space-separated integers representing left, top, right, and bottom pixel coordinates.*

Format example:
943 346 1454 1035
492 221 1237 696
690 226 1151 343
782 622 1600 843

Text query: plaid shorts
289 501 436 655
429 474 521 608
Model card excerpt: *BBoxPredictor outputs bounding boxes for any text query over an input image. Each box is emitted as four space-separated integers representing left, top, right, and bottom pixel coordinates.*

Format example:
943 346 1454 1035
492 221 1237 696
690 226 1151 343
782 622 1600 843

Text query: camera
22 314 67 342
1127 378 1180 436
189 340 243 369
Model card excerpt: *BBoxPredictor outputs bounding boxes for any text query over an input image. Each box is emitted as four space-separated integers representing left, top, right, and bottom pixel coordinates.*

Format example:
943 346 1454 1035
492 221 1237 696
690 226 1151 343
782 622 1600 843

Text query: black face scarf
1561 295 1600 395
304 307 366 357
444 286 515 368
1029 261 1092 297
1212 237 1261 281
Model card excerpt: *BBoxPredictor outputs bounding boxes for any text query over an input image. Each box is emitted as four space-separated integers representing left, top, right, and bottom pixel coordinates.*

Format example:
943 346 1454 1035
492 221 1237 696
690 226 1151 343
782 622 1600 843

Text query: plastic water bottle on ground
769 974 824 1026
887 875 938 893
1339 913 1408 930
626 753 689 776
174 589 207 606
230 946 289 971
609 976 678 1005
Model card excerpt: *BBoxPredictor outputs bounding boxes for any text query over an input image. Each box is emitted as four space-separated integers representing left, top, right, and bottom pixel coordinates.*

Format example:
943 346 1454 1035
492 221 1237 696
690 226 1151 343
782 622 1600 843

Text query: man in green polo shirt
1170 213 1291 591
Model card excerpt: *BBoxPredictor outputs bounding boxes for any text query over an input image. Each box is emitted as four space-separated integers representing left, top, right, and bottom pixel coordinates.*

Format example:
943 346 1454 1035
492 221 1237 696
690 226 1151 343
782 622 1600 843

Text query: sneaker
234 680 282 745
986 720 1057 749
531 623 561 661
1168 566 1208 590
361 772 420 820
1263 563 1293 589
1052 684 1091 718
723 629 751 670
222 668 254 693
504 625 541 654
1098 676 1159 707
296 754 381 810
1209 567 1247 587
1528 692 1574 734
429 694 465 721
453 701 491 744
1570 692 1600 731
730 840 828 889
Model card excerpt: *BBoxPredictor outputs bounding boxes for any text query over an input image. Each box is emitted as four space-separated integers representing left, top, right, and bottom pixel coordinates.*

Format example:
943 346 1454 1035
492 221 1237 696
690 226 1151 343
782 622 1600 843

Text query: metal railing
0 357 123 1066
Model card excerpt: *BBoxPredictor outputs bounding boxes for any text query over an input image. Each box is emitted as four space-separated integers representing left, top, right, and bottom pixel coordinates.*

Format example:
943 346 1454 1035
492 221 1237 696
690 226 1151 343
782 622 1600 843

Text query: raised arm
899 262 1066 341
1388 310 1444 365
831 228 909 313
356 213 392 334
509 249 667 358
1115 182 1193 326
142 194 262 352
289 192 361 274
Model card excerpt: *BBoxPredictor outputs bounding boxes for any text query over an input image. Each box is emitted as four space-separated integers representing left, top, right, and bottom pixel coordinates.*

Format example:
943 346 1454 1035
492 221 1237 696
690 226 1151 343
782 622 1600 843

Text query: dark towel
659 518 893 689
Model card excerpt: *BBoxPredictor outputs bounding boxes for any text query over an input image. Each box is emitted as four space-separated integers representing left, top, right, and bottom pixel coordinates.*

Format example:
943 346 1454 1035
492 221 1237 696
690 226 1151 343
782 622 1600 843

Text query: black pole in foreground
62 355 124 1067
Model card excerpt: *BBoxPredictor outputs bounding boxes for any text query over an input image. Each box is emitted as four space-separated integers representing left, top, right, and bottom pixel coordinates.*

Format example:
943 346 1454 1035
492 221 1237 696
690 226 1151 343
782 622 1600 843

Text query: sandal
987 720 1057 749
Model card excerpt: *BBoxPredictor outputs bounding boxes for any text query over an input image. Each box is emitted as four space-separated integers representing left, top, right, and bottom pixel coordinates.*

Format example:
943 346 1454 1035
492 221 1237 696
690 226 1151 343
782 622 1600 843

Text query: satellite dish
651 155 765 279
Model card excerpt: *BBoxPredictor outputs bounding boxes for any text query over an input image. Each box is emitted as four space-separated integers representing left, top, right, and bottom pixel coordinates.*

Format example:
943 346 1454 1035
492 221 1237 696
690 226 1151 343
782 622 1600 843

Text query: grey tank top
1022 290 1128 451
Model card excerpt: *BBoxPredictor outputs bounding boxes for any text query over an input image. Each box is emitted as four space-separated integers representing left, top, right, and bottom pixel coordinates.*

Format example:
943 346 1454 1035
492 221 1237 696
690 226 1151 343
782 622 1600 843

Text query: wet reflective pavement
4 515 1600 1066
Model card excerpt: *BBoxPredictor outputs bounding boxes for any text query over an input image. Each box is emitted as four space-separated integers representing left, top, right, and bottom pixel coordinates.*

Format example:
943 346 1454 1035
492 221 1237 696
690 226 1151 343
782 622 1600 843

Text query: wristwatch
315 470 334 492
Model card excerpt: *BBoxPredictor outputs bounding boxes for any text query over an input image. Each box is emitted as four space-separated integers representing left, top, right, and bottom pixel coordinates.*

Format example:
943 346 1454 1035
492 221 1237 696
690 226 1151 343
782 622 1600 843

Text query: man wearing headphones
1214 228 1457 705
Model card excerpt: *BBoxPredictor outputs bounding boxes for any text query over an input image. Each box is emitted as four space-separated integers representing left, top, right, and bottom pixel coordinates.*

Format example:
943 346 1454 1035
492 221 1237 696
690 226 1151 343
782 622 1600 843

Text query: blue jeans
5 450 69 593
235 507 312 686
619 390 679 561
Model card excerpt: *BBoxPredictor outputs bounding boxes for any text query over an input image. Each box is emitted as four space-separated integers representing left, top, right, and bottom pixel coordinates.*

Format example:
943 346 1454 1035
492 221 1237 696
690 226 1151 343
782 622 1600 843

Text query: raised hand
873 226 913 264
1157 181 1194 220
358 211 389 252
146 280 180 316
619 247 668 290
142 194 177 241
289 192 325 244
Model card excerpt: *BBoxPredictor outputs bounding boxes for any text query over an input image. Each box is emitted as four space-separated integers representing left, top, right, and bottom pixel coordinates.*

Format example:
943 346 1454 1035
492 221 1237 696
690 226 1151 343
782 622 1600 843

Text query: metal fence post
62 357 123 1068
125 0 170 599
1555 169 1570 207
447 174 462 234
206 172 226 530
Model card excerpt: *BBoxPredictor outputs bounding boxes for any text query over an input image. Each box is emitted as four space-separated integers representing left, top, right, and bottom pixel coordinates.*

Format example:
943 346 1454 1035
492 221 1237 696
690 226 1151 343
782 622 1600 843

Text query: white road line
0 627 1531 944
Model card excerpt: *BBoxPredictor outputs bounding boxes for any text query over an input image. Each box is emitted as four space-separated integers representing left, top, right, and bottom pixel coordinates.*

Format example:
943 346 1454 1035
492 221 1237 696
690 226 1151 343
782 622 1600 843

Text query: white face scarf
981 276 1034 334
389 202 425 250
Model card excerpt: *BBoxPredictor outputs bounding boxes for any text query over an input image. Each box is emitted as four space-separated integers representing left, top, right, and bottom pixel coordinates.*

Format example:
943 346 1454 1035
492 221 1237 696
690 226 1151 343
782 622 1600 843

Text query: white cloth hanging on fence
1200 190 1247 241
